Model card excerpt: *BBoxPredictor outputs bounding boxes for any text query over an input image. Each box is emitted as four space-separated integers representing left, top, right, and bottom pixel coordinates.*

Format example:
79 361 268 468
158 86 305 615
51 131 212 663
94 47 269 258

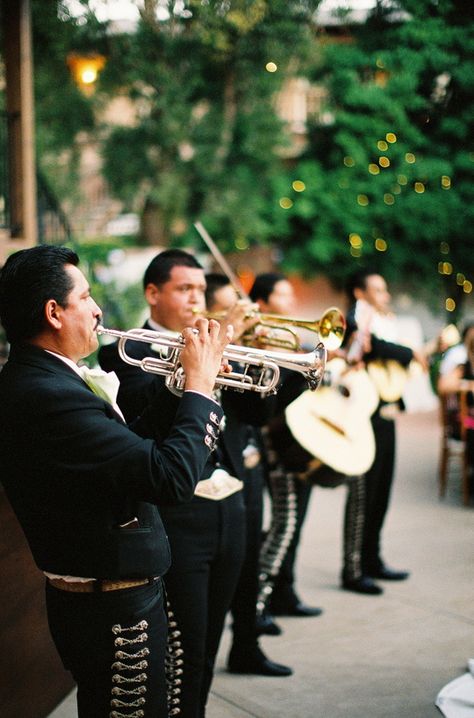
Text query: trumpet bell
317 308 346 351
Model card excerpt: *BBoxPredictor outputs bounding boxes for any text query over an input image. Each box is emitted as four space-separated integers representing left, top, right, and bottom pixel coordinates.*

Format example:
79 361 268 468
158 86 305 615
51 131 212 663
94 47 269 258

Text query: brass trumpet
97 325 326 396
195 306 346 351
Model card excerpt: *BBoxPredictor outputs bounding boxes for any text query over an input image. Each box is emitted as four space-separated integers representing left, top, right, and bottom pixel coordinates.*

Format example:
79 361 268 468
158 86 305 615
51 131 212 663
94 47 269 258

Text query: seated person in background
437 321 474 470
425 324 461 393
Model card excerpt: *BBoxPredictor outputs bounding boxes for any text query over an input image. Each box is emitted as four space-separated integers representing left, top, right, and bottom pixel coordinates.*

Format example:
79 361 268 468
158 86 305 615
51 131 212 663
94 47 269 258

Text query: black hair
345 268 381 301
204 273 231 308
249 272 287 303
0 245 79 345
143 249 203 290
462 321 474 341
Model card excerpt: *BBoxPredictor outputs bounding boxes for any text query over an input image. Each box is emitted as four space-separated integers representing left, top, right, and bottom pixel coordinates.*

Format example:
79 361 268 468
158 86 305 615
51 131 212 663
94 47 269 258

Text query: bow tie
78 366 121 408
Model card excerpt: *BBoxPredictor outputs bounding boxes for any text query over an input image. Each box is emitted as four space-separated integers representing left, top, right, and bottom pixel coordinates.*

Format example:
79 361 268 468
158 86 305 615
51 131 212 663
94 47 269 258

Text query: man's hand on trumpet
217 299 260 343
180 318 234 397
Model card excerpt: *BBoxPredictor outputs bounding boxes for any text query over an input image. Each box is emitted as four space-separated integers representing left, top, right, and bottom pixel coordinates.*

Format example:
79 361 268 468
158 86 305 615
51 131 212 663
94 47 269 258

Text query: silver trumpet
97 325 326 396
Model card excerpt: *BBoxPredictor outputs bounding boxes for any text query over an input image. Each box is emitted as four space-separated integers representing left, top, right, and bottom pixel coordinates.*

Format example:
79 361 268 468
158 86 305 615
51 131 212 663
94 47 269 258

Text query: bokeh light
292 180 306 192
349 233 363 248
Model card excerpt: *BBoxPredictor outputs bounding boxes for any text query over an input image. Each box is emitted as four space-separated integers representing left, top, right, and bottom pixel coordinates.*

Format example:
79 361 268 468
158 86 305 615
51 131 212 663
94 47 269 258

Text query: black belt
48 577 158 593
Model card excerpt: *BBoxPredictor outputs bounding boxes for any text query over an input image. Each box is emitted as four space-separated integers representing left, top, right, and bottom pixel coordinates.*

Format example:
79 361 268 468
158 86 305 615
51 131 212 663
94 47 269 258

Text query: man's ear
44 299 62 330
144 283 160 307
353 287 365 302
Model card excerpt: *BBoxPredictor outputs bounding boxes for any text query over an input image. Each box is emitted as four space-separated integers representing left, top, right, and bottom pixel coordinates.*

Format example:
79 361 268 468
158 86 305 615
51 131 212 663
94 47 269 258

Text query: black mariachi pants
361 413 396 573
159 491 246 718
229 458 264 652
269 475 313 610
46 578 168 718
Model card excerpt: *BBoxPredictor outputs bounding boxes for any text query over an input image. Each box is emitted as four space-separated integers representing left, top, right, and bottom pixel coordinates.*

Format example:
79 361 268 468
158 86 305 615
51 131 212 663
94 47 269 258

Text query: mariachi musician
261 328 382 596
345 268 428 584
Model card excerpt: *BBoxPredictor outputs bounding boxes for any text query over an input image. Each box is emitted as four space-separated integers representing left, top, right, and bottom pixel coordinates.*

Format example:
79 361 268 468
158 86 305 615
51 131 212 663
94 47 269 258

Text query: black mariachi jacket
0 344 223 579
98 322 274 483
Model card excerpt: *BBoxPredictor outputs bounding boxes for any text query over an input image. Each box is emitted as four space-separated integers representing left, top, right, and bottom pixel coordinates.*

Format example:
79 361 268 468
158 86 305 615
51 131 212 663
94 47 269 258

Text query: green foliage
28 0 474 320
31 0 98 203
278 0 474 315
76 237 145 366
98 0 321 248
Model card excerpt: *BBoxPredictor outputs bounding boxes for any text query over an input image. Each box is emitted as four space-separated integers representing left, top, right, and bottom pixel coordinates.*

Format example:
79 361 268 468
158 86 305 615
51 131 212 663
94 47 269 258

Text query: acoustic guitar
267 358 378 487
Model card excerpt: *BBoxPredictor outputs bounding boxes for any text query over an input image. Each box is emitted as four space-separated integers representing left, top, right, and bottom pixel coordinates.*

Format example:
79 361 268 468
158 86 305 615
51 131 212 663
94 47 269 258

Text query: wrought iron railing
37 170 74 246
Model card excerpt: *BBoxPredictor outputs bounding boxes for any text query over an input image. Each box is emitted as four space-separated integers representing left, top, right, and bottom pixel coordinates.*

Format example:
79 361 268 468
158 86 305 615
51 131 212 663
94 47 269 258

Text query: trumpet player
99 250 293 717
249 273 323 630
345 269 427 586
204 273 293 677
0 245 232 718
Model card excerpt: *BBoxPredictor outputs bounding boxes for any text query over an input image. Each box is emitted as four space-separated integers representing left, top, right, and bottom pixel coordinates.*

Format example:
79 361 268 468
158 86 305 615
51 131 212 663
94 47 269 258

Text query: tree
277 0 474 315
98 0 322 246
31 0 100 203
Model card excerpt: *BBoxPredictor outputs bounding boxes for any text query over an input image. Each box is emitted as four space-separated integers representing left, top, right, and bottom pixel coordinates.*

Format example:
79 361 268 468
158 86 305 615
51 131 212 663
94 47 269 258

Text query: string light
368 163 380 174
235 236 249 250
386 132 397 143
344 156 355 167
441 175 451 189
445 298 456 312
377 140 388 151
292 180 306 192
440 242 450 254
349 233 363 248
456 273 465 285
379 156 390 168
279 197 293 209
375 238 387 251
397 174 408 185
464 281 473 294
383 193 395 205
405 153 416 163
266 62 277 73
357 194 369 206
414 182 425 193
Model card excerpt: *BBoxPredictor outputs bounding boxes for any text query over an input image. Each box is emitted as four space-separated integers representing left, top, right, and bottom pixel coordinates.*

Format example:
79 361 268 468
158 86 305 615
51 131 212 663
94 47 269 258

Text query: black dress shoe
272 601 323 617
256 612 282 636
368 565 410 581
227 648 293 677
342 576 384 595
